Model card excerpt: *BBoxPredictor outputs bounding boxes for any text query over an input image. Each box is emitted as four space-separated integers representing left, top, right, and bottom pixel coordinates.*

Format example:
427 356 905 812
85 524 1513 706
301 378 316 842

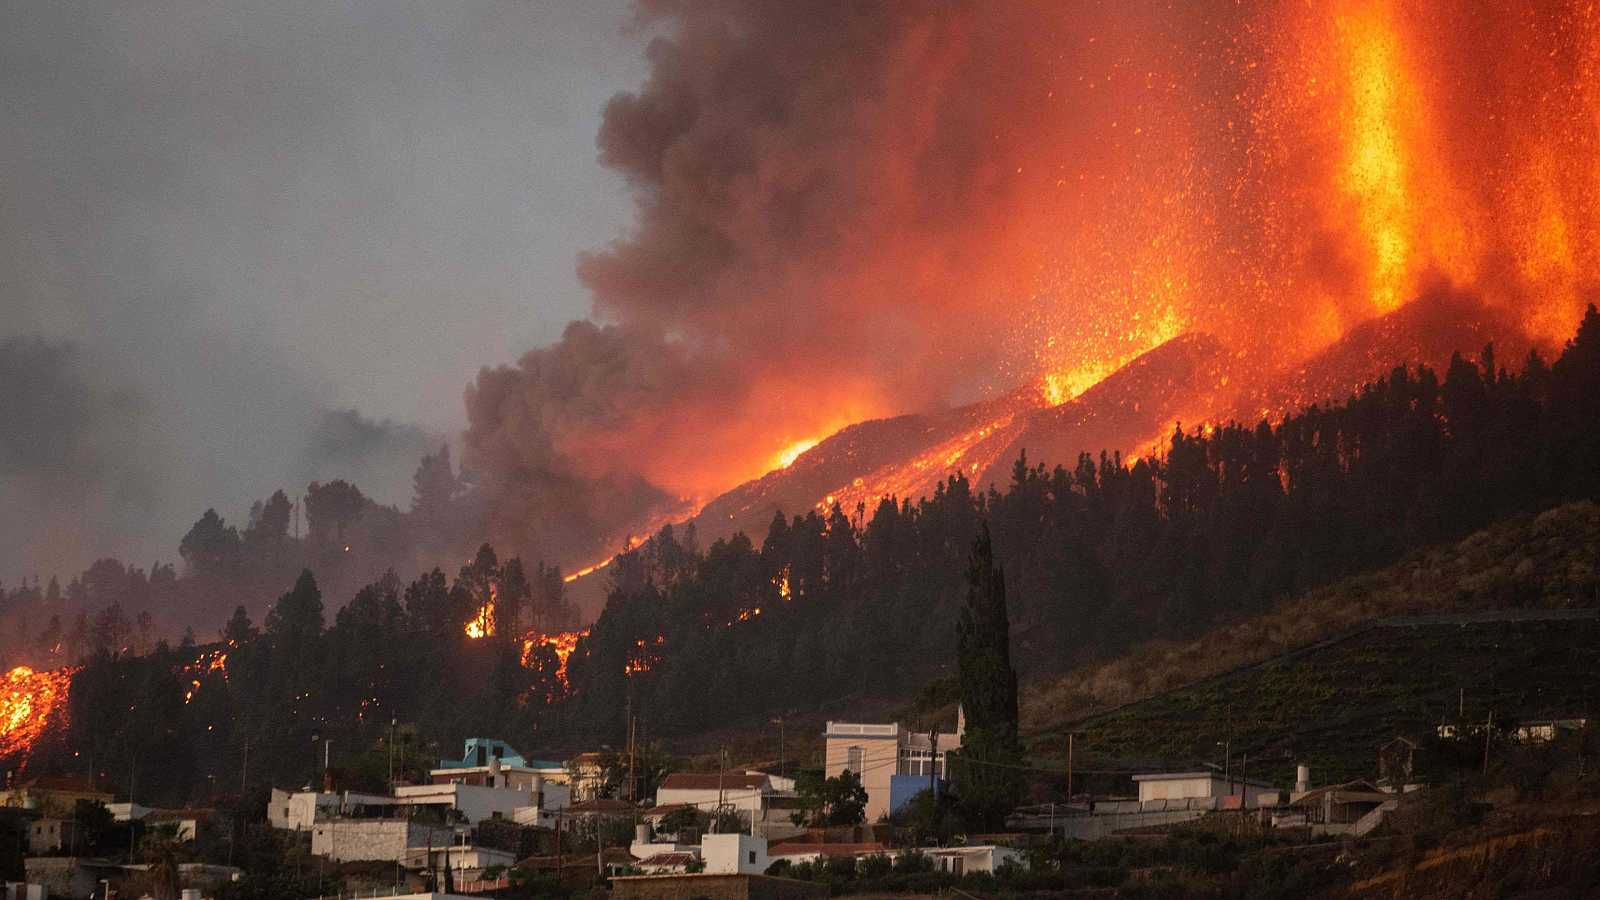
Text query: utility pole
1482 711 1494 776
770 717 785 780
241 737 250 794
389 718 398 788
716 747 727 831
127 756 138 865
1065 731 1084 800
627 709 636 804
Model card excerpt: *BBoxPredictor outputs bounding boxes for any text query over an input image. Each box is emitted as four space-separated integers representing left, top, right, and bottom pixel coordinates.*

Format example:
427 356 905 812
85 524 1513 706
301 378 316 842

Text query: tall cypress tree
951 521 1024 828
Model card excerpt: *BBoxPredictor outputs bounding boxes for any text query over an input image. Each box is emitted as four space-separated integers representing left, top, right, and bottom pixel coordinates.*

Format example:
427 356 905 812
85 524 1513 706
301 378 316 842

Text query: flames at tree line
4 0 1600 802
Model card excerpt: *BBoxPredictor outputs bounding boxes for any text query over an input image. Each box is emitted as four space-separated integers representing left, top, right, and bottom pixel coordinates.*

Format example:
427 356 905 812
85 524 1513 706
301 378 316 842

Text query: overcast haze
0 0 645 578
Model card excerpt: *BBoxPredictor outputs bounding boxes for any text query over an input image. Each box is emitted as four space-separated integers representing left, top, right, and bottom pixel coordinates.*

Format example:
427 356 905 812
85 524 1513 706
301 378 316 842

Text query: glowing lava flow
520 630 588 688
815 407 1029 516
0 665 76 762
771 438 821 470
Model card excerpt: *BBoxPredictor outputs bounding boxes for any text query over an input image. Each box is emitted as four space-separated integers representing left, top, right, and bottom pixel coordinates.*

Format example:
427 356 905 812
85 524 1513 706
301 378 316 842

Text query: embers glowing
180 649 229 704
625 635 665 676
0 665 76 762
520 629 588 689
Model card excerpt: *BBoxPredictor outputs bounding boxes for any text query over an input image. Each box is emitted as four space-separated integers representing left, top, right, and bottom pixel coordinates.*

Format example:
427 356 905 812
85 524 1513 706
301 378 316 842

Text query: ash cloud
298 410 442 508
465 0 1222 563
0 1 641 579
0 338 163 580
469 0 1600 574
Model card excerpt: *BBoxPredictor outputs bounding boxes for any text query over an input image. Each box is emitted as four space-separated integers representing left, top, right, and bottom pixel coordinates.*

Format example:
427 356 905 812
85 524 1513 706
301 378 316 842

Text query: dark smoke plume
466 0 1600 569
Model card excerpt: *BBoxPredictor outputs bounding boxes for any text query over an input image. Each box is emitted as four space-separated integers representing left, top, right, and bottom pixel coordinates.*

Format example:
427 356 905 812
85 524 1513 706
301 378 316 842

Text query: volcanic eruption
463 0 1597 586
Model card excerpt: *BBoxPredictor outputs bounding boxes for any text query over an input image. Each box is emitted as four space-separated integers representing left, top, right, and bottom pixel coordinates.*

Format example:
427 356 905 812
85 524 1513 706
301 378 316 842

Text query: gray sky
0 0 647 577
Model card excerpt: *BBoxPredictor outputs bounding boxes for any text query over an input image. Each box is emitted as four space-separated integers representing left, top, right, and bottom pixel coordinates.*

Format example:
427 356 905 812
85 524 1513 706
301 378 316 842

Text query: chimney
1294 765 1310 796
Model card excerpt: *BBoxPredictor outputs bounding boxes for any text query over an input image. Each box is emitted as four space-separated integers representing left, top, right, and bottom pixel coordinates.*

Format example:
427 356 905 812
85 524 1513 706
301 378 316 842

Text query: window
748 851 757 865
846 746 864 774
900 748 944 778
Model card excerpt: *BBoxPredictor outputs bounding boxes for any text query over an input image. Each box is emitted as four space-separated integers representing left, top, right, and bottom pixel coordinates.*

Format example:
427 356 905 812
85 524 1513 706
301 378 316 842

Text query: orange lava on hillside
520 629 589 689
0 665 76 763
180 649 229 704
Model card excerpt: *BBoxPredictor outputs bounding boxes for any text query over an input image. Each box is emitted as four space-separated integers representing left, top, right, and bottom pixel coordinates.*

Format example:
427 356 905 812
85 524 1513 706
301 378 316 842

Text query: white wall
701 833 769 875
655 787 765 817
1137 777 1215 802
928 846 1020 875
268 789 337 831
394 782 532 823
1136 776 1275 806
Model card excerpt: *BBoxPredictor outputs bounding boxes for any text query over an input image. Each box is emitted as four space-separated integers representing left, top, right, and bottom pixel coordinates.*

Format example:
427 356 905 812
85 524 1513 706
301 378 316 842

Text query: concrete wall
311 819 455 862
1056 809 1207 840
22 859 100 899
612 874 828 900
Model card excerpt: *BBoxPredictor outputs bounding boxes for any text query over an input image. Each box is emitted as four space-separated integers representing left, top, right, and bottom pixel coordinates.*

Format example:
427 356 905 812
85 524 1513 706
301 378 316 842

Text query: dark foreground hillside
1058 613 1599 786
1023 499 1600 739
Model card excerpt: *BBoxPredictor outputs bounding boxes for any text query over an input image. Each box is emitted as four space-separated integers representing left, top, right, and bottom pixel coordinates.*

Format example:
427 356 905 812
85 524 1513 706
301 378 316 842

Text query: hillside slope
1020 502 1600 785
1022 500 1600 736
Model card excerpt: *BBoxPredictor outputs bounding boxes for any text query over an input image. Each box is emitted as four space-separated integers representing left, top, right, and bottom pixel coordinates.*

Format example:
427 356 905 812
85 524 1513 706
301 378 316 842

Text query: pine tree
950 521 1024 829
222 605 260 646
265 569 324 647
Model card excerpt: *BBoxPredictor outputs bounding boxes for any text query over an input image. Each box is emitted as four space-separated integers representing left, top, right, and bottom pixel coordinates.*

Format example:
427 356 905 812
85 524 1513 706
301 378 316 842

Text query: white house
268 789 337 831
824 717 963 823
107 802 153 823
1132 772 1276 808
924 845 1022 876
267 789 395 831
402 844 517 882
654 772 773 819
700 833 771 875
393 782 540 824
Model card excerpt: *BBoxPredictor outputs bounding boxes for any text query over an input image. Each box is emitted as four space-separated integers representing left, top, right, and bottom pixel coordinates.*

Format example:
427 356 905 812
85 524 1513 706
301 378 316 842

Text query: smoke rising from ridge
467 0 1600 568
